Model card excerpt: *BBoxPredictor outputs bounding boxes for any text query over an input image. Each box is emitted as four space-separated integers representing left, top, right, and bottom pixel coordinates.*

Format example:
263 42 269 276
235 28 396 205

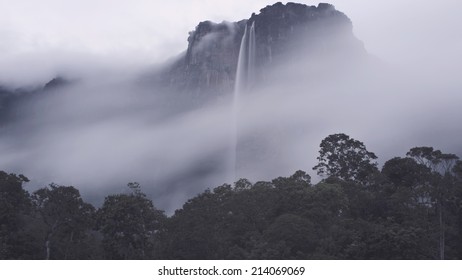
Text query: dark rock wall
156 2 365 98
165 20 245 97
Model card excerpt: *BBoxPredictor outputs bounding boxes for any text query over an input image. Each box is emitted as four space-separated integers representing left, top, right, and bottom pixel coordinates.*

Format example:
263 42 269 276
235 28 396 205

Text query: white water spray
229 21 256 183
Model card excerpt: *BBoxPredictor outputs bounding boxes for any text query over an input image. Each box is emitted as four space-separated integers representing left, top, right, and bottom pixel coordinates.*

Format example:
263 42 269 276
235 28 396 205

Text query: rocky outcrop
155 2 365 97
42 76 71 91
0 76 72 123
249 2 362 66
162 20 245 97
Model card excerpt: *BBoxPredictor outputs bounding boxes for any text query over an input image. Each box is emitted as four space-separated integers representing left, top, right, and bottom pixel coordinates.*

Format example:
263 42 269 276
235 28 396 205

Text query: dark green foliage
0 172 30 226
260 214 317 259
272 170 311 188
342 220 434 259
160 171 313 259
406 147 459 175
97 183 166 259
32 184 98 259
0 171 36 259
313 133 378 183
1 133 462 259
382 157 433 188
453 160 462 180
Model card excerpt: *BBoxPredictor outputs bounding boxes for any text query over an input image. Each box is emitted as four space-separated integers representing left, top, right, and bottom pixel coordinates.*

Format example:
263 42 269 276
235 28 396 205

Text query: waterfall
228 21 256 183
248 22 256 86
234 22 256 94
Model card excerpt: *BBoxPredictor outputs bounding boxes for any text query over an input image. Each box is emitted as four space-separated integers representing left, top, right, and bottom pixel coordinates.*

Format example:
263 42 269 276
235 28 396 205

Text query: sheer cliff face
167 20 245 96
158 2 365 96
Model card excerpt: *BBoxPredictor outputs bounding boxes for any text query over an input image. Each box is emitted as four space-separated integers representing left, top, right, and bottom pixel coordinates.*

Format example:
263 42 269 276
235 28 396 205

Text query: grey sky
1 0 461 86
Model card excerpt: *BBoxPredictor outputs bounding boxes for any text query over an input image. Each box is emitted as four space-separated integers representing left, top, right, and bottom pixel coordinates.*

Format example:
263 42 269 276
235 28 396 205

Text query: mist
0 1 461 213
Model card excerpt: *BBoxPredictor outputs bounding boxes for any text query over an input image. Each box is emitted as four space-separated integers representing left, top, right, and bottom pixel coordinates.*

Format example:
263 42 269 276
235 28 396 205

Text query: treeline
1 133 462 259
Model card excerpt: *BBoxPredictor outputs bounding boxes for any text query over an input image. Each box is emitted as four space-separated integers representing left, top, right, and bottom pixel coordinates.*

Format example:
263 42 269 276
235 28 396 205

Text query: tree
272 170 311 189
382 157 433 189
406 147 459 259
406 147 459 175
0 171 33 259
313 133 378 183
451 161 462 258
98 183 165 259
161 184 237 259
382 157 434 209
453 160 462 180
258 214 317 259
32 184 96 259
346 221 433 259
0 172 30 225
378 157 437 236
234 178 253 191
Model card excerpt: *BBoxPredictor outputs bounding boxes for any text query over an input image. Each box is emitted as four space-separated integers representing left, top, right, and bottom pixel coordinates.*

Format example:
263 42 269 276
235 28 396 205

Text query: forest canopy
1 133 461 260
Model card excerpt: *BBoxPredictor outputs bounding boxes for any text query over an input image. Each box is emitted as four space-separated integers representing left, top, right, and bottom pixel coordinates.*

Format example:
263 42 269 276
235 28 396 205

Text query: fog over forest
0 0 461 213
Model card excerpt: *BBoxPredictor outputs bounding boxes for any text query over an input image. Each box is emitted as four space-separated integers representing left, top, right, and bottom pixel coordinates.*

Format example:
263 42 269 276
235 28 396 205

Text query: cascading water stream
228 21 255 183
247 22 256 86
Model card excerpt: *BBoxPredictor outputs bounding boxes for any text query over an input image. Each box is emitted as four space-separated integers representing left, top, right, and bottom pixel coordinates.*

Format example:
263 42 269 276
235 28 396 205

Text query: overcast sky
1 0 461 86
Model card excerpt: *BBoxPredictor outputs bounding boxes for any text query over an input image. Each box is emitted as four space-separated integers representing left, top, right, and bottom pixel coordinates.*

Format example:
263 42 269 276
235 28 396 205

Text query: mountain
0 77 72 124
42 76 71 91
1 2 373 213
0 86 30 124
138 2 371 196
153 2 366 98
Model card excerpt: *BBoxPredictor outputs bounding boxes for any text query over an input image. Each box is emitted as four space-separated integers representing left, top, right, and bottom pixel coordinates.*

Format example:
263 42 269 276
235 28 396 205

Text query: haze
0 0 461 213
